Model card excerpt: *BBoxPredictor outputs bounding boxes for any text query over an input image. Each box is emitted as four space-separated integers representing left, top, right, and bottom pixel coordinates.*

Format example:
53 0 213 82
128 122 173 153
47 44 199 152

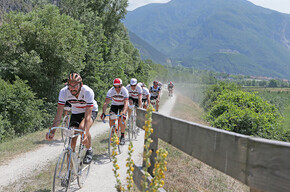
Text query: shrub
206 90 287 141
201 81 241 112
0 77 49 140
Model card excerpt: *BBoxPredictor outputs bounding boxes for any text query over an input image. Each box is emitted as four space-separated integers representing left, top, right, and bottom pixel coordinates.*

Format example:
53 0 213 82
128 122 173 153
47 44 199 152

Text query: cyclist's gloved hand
122 115 127 120
46 131 54 141
100 113 106 120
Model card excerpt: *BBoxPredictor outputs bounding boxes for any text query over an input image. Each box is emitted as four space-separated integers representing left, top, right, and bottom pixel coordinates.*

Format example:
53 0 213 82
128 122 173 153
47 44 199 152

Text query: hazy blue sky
127 0 290 14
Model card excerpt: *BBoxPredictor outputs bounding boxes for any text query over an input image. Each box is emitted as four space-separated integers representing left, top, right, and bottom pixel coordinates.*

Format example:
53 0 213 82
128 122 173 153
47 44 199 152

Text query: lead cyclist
46 73 98 165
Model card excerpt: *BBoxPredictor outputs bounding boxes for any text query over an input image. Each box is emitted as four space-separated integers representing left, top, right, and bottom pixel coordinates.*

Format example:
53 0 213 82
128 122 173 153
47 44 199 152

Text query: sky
127 0 290 14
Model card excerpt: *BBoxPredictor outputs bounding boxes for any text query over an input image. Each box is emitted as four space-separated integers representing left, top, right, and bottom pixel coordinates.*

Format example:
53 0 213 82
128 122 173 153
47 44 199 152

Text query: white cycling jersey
142 87 150 99
126 84 142 99
58 85 98 114
106 86 129 106
150 86 161 97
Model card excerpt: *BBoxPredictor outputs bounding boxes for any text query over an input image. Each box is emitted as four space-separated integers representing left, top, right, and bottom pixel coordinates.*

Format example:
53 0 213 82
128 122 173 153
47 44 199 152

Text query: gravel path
0 92 177 191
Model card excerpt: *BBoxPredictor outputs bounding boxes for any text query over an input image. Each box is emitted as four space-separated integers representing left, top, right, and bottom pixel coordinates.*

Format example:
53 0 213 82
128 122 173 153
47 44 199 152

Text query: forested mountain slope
124 0 290 79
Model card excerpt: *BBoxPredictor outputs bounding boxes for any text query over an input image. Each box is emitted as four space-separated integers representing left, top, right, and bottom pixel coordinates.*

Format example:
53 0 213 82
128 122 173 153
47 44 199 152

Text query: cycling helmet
113 78 122 86
130 78 137 85
137 82 144 87
170 81 172 84
153 80 158 84
68 73 82 83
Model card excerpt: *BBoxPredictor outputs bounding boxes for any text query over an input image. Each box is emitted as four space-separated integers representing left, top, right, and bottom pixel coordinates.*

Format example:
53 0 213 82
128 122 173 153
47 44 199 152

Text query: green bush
201 81 241 112
0 77 49 141
206 90 288 141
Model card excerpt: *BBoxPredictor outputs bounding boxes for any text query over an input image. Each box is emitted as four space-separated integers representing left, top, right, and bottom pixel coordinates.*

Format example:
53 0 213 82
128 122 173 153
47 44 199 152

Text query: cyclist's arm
146 94 150 104
51 104 65 133
138 94 142 108
102 98 111 114
122 99 129 115
84 106 93 134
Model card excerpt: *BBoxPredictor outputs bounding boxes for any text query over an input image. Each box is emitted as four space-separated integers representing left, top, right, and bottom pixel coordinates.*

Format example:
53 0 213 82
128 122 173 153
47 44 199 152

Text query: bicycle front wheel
130 115 137 140
77 144 91 188
52 150 71 192
108 125 121 161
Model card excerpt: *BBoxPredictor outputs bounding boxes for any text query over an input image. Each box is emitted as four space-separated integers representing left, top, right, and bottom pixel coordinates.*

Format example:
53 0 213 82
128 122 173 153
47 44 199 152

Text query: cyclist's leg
128 97 134 117
69 114 83 152
117 106 126 145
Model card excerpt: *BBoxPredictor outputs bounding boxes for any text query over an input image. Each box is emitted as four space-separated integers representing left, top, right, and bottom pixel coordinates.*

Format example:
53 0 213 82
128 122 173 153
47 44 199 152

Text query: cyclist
168 81 174 96
149 80 161 112
138 82 150 109
126 78 142 117
158 81 163 89
101 78 129 145
46 73 98 164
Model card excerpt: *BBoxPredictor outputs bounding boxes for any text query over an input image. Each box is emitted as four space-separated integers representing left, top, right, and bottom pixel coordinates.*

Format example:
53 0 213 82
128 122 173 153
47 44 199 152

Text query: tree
0 4 87 101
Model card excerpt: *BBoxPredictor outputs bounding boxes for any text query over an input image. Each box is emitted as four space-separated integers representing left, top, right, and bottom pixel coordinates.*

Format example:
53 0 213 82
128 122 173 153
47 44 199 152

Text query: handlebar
102 114 125 124
49 126 85 138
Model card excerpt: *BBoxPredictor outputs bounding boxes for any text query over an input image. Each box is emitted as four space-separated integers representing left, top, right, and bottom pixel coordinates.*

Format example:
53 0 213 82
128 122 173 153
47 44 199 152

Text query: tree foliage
0 4 87 101
0 77 49 142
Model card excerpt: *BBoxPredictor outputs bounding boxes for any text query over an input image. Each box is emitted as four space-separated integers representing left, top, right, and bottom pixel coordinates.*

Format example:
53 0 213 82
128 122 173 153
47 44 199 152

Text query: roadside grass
160 93 249 192
3 131 109 192
0 128 61 166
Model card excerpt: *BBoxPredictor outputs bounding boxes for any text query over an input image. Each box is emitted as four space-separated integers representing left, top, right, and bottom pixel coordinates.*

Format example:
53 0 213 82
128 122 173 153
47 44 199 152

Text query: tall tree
0 4 87 101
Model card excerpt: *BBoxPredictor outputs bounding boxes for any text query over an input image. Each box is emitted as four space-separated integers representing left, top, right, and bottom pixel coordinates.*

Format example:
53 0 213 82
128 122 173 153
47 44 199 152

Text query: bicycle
150 99 157 111
102 113 123 161
168 88 173 97
61 106 72 142
49 126 90 192
127 104 139 141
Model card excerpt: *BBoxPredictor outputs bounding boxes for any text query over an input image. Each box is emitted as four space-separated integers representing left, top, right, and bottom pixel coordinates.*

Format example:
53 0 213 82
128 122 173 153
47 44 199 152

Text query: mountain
128 31 170 65
124 0 290 79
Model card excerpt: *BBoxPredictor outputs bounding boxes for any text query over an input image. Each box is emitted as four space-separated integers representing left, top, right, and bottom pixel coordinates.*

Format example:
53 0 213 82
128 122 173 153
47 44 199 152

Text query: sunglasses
114 85 121 88
68 83 80 88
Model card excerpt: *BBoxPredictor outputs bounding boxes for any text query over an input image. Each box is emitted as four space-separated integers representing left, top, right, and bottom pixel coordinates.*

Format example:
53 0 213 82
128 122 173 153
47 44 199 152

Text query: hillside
128 31 170 65
124 0 290 79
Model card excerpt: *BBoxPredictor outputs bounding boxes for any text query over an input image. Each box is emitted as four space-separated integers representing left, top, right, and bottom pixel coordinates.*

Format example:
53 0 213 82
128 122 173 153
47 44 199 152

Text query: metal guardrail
135 108 290 192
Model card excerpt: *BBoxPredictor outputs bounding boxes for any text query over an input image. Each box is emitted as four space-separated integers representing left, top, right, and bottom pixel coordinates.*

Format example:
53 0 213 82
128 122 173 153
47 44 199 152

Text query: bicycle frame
128 105 138 141
50 126 89 191
103 113 123 161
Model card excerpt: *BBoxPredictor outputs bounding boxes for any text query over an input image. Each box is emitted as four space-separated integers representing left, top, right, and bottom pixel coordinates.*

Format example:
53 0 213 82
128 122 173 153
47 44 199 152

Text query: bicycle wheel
77 143 91 188
132 112 138 139
61 115 70 142
108 125 121 161
52 150 71 192
127 116 133 141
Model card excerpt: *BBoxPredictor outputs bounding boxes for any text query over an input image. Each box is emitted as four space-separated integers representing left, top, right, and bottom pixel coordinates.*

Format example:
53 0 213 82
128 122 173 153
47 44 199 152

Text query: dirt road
0 92 177 191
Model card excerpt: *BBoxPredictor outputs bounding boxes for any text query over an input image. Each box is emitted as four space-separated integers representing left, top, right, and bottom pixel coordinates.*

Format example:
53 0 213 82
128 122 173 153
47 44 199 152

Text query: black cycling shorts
69 111 98 127
150 96 158 100
142 98 147 103
129 97 139 107
110 105 124 114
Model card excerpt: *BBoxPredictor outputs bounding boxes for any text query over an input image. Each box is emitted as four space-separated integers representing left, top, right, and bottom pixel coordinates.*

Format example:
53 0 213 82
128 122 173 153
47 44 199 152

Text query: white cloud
127 0 171 11
247 0 290 14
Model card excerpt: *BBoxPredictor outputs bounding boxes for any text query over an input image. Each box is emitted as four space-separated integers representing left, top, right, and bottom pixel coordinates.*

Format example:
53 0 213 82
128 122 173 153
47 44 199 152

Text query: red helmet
68 73 82 83
113 78 122 86
153 80 158 84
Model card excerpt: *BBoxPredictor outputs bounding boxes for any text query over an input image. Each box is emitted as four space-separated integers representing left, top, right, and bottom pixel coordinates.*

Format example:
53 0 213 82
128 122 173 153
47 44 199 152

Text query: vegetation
0 77 50 142
202 82 290 141
0 0 160 142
